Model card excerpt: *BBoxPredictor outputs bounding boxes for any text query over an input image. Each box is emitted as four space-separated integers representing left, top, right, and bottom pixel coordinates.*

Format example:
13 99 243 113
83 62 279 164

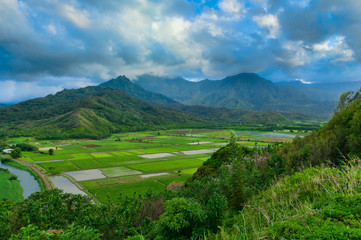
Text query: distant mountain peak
99 75 178 105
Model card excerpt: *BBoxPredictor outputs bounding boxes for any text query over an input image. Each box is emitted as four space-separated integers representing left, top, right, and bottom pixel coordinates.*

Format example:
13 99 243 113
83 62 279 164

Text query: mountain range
277 80 361 101
135 73 337 119
0 76 293 139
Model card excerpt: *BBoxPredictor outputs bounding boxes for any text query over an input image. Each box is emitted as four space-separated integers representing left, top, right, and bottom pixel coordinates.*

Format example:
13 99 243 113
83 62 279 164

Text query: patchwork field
7 129 305 203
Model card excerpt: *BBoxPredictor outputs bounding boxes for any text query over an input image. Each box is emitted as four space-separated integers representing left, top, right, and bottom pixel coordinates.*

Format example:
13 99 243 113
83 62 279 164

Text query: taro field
11 129 306 203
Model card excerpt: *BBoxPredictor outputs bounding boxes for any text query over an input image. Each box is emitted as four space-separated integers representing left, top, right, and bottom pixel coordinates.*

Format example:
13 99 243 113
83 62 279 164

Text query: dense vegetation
0 81 297 139
1 88 360 239
0 87 203 139
136 73 336 120
101 75 299 124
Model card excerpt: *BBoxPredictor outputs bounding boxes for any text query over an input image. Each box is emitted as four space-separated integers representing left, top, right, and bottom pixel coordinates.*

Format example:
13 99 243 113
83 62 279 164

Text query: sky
1 0 361 103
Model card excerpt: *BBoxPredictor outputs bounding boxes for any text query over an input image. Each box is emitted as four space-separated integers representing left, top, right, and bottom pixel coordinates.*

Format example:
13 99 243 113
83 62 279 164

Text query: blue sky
1 0 361 103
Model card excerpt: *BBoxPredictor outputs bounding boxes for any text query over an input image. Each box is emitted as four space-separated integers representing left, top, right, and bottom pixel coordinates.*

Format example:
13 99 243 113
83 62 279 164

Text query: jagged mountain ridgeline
0 77 294 139
99 75 294 123
135 73 337 119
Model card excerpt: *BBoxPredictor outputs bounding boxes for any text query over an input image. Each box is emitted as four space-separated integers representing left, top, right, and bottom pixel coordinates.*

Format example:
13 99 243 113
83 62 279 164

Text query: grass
91 153 113 158
71 159 103 169
80 177 119 188
177 167 199 175
127 158 205 173
155 175 191 186
0 169 23 202
30 154 72 161
226 158 361 239
70 153 92 160
88 180 164 203
37 161 78 174
117 175 144 183
101 166 142 177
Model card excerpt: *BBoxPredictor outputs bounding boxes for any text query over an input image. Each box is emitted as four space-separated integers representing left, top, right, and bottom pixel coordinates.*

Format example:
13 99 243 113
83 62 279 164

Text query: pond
252 133 301 138
0 161 41 198
49 175 87 196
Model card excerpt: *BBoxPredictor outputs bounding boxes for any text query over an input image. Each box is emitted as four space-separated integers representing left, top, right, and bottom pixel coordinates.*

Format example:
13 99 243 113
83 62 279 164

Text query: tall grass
217 158 361 239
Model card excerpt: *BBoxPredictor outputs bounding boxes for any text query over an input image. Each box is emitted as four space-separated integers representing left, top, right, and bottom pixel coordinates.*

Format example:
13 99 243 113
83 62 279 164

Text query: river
0 161 41 198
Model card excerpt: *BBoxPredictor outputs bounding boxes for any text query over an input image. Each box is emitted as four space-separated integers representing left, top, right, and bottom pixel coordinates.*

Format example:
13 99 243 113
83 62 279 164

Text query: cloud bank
1 0 361 102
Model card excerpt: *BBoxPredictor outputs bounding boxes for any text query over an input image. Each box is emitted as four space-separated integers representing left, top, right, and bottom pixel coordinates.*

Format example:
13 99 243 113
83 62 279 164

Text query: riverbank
0 168 23 202
0 156 44 199
1 155 51 191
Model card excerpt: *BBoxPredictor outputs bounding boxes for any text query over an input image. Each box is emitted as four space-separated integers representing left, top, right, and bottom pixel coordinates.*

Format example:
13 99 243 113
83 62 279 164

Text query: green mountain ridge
0 86 202 139
136 73 336 120
100 75 178 106
0 82 293 139
100 74 298 123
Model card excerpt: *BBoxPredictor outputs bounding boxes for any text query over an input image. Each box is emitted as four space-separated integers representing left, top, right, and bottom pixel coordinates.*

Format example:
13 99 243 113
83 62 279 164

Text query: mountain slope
100 75 178 106
136 73 336 119
0 86 202 139
99 75 293 124
277 80 361 101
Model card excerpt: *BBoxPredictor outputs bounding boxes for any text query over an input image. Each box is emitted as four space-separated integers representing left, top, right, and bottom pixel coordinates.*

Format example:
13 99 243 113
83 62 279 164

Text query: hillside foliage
1 89 361 239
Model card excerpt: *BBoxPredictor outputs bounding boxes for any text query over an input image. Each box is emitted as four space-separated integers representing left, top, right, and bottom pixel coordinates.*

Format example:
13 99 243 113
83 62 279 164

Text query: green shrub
156 197 206 239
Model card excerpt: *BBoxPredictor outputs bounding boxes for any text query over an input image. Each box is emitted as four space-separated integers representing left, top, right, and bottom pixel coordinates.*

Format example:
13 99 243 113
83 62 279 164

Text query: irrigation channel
0 161 41 198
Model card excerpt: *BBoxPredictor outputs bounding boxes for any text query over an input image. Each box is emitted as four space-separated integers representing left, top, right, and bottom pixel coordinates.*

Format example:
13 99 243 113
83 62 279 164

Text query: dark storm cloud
1 0 361 102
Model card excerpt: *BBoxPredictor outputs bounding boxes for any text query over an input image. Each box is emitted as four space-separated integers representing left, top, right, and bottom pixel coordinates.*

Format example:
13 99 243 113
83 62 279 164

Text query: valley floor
5 128 306 203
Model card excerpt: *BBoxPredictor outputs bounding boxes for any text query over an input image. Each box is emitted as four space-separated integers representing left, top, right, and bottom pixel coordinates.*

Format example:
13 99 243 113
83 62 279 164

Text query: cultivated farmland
7 129 305 203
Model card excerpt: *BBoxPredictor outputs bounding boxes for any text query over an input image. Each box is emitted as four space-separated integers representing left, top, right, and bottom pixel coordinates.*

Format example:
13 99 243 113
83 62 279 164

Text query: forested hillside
0 83 293 139
0 86 202 139
100 74 294 124
1 90 361 239
136 73 336 119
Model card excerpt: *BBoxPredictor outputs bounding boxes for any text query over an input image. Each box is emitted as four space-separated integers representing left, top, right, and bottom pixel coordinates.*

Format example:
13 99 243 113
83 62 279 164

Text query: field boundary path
1 154 52 190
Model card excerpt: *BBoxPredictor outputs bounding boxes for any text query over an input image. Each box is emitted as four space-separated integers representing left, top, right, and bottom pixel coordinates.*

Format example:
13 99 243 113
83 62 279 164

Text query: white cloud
218 0 245 18
47 24 56 35
253 14 279 38
296 78 313 84
59 3 91 28
0 80 61 103
313 36 354 62
277 41 310 67
0 76 97 103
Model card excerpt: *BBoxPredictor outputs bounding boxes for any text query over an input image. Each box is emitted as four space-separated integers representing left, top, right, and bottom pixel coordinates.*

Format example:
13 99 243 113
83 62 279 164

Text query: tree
10 147 21 159
228 160 248 210
156 197 206 239
335 88 361 112
0 135 8 151
49 148 54 155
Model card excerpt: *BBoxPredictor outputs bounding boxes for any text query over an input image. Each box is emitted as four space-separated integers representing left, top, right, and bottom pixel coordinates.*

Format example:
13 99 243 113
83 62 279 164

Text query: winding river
0 161 41 198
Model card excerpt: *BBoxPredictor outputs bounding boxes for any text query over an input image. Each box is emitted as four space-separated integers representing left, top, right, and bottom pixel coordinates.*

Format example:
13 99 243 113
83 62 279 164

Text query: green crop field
127 158 206 173
5 128 306 203
37 161 78 174
177 167 199 175
88 180 165 203
80 177 119 188
155 175 191 186
101 166 142 177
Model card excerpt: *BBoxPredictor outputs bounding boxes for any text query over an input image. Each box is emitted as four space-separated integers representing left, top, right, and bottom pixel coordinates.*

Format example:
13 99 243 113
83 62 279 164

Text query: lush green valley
0 88 361 239
0 78 306 139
